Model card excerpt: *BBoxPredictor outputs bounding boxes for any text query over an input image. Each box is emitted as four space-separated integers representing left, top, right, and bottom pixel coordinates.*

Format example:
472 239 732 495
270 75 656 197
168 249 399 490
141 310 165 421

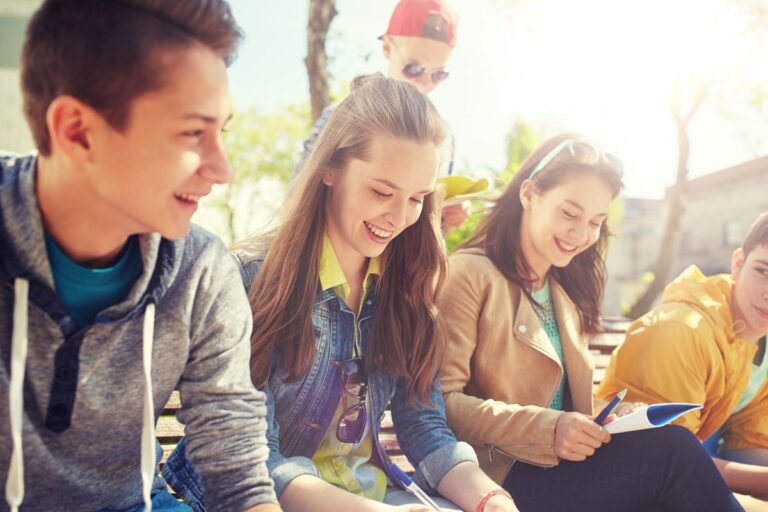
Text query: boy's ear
731 247 746 279
46 95 95 162
382 36 392 59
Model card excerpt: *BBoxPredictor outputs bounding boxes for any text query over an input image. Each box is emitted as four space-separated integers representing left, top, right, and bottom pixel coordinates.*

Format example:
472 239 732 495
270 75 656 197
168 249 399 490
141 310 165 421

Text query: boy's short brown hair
22 0 242 155
743 212 768 256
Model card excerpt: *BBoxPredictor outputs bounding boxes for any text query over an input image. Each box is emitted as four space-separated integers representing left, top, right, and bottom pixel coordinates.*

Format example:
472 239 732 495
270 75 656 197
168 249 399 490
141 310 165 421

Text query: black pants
504 425 743 512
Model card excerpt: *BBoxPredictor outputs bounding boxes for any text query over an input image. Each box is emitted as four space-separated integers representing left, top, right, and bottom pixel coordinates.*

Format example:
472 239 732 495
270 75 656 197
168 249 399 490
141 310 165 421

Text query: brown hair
22 0 242 155
743 212 768 257
462 133 624 334
244 75 447 403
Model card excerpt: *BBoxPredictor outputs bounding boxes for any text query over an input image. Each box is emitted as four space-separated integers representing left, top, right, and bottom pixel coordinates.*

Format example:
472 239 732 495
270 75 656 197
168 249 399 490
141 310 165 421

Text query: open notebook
604 403 703 434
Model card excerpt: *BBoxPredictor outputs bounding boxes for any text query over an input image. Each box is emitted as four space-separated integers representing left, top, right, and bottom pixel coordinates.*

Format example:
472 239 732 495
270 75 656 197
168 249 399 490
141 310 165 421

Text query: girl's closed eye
372 188 392 198
562 209 577 219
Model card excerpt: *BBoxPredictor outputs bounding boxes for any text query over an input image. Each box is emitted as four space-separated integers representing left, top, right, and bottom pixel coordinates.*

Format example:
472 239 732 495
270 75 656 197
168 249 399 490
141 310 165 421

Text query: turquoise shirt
733 337 768 414
703 337 767 456
45 233 143 327
531 280 567 410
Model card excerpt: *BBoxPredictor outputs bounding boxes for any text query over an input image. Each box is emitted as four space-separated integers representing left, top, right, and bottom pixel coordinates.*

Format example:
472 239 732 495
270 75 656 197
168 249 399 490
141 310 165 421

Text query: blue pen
388 462 442 511
594 388 627 425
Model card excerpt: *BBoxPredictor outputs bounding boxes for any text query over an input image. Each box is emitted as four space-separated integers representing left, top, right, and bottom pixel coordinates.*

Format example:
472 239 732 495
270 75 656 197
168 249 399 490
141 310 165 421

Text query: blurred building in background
673 156 768 276
604 156 768 316
604 198 664 316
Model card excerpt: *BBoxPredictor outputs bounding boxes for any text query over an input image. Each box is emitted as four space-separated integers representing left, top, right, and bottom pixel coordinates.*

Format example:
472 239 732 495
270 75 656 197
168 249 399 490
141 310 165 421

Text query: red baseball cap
383 0 458 48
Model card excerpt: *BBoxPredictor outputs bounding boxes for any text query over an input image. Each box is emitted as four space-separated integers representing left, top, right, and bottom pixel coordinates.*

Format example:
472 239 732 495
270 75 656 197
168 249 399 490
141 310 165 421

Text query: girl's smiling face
519 171 614 284
323 134 439 272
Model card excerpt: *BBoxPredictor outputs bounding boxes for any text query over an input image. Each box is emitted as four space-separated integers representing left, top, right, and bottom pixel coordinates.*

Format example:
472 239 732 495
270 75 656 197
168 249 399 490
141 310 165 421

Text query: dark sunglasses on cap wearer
389 37 450 84
402 62 450 83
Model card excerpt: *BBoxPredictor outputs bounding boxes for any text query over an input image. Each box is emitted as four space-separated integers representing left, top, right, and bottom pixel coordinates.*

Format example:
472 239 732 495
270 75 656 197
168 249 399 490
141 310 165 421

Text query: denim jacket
164 250 476 509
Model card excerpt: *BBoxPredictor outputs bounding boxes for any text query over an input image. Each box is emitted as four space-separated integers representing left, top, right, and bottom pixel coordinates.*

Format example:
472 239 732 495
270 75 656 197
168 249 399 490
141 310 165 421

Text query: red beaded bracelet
475 489 513 512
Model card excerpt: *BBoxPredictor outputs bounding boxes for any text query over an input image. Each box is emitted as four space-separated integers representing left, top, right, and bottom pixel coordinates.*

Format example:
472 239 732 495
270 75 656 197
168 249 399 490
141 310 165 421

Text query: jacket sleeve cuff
412 441 478 494
270 456 320 498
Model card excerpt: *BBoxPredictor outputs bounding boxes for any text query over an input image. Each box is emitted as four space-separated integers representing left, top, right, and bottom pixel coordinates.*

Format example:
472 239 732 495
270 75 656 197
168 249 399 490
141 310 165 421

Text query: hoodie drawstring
141 303 156 512
4 279 157 512
6 278 29 512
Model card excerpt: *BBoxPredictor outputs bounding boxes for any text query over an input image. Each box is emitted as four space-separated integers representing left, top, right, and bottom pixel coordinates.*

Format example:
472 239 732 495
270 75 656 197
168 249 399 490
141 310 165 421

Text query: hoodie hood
662 265 741 343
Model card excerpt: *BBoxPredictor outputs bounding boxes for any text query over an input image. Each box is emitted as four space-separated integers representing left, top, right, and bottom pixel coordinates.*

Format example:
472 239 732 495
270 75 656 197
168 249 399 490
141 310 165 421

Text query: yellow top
313 234 387 499
318 234 380 312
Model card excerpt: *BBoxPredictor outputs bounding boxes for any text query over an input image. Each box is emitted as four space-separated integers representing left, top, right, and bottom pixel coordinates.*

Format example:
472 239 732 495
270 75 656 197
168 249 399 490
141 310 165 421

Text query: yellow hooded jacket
597 266 768 451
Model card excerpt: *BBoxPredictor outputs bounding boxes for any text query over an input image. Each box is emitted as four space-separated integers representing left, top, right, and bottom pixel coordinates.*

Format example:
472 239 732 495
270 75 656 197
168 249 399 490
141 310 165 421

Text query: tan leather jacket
438 249 595 483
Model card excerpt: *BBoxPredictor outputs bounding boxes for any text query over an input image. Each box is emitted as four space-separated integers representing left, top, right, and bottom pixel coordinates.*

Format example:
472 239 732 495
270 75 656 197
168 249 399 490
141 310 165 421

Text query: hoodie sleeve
596 315 716 439
176 243 278 511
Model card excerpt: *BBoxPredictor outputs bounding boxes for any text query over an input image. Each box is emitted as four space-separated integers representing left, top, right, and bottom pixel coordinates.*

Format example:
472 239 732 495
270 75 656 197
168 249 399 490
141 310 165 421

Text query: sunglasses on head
333 356 368 444
528 139 624 181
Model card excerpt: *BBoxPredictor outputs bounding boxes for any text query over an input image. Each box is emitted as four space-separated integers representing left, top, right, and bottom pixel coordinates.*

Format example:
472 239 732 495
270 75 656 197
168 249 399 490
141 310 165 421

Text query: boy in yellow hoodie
598 212 768 501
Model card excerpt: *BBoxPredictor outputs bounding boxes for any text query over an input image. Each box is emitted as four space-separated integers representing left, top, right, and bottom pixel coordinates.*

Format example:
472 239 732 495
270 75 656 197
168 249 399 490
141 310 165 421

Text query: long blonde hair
246 75 447 402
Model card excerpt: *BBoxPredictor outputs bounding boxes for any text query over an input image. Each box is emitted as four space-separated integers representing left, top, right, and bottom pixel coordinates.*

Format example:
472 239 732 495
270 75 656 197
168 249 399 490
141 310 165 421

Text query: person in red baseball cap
381 0 458 95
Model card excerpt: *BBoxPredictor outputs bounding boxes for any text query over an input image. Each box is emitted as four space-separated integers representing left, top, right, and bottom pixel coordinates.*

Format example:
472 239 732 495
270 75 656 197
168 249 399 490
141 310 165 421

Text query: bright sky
229 0 768 199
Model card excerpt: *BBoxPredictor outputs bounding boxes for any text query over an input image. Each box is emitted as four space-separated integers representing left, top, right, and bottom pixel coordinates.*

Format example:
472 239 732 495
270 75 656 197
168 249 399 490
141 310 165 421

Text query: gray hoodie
0 153 276 511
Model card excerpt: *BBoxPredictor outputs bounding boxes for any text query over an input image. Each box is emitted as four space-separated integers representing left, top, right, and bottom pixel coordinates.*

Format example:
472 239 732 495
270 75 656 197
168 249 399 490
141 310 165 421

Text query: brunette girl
437 134 744 512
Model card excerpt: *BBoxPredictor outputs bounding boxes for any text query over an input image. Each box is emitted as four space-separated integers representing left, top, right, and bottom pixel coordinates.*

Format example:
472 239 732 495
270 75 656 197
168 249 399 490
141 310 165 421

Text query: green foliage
445 118 539 253
225 103 312 185
200 103 312 243
444 205 489 254
500 119 538 185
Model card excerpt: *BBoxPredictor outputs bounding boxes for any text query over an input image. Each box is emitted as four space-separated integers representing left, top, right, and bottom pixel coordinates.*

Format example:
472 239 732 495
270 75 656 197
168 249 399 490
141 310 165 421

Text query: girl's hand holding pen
554 412 611 461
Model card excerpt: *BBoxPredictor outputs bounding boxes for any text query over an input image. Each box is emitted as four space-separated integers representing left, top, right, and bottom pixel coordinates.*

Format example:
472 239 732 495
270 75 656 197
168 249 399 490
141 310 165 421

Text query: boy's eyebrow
753 259 768 266
563 199 608 218
372 178 433 195
181 112 233 124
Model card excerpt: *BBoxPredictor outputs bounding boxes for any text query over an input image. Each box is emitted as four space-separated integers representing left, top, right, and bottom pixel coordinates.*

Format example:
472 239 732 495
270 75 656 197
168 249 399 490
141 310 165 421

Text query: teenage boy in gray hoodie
0 1 280 511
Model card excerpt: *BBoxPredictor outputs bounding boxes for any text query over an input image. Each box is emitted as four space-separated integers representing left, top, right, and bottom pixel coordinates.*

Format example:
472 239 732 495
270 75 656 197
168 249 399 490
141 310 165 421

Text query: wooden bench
157 394 411 473
157 390 183 470
157 319 630 474
159 318 768 512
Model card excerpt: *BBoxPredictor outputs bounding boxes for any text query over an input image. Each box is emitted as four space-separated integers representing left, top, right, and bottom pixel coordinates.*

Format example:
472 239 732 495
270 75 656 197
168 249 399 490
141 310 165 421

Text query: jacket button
518 325 527 333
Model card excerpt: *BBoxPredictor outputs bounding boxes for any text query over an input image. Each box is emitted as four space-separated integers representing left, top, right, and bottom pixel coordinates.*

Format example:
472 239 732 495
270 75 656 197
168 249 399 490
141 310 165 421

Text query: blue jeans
504 426 743 512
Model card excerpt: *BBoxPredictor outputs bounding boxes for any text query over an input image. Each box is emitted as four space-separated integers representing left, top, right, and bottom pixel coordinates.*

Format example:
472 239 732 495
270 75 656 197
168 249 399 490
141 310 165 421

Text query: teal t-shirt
733 337 768 414
531 280 567 410
45 234 143 328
